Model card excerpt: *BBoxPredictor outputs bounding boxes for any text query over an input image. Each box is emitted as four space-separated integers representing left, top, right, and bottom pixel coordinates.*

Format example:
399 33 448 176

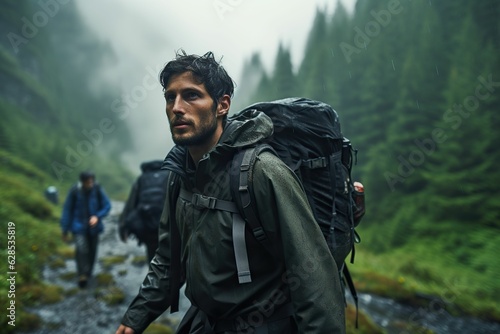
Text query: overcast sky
75 0 356 171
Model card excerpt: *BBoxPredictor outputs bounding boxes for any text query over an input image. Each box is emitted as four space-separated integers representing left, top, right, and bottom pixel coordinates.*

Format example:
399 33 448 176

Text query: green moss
100 255 128 269
143 322 175 334
95 272 115 287
132 255 147 266
16 311 43 332
346 304 384 334
56 245 75 259
64 287 80 297
60 271 77 281
18 284 64 305
95 286 125 305
48 257 66 269
0 150 48 181
118 269 128 276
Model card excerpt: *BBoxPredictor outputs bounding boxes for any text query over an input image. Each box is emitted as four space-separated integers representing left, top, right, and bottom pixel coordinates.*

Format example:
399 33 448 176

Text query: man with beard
115 51 346 334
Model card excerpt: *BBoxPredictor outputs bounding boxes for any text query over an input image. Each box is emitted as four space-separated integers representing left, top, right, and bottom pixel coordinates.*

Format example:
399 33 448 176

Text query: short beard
172 112 218 147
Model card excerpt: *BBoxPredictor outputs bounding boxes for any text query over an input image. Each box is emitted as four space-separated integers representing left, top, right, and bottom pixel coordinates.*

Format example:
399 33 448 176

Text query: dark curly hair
159 50 235 108
79 171 95 182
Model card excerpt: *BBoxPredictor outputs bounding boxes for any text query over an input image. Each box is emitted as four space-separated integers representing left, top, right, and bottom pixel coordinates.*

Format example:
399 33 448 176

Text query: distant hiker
60 171 111 288
44 185 59 204
115 51 346 334
119 160 168 262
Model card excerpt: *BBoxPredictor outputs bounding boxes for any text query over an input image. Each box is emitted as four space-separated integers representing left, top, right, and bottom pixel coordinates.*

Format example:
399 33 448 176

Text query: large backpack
229 98 364 317
126 164 169 242
231 98 363 262
169 98 365 320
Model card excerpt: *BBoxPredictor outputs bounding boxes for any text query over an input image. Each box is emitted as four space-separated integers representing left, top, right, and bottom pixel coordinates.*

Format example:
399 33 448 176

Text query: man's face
82 178 94 190
164 71 219 147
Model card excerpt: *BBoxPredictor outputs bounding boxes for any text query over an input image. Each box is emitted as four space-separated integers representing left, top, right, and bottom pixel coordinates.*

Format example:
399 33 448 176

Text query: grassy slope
349 223 500 323
0 150 65 332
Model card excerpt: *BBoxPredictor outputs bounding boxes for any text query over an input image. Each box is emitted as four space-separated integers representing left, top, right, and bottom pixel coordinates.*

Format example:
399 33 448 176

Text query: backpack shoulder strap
95 183 103 208
71 185 77 203
230 145 274 284
168 171 182 313
177 184 250 284
230 145 276 255
172 145 276 287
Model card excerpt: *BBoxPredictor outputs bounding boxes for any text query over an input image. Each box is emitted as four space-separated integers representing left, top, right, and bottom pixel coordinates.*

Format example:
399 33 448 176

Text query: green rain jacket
121 110 346 333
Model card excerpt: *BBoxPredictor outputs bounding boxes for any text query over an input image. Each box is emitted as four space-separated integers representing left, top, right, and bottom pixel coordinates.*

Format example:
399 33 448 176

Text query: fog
75 0 356 171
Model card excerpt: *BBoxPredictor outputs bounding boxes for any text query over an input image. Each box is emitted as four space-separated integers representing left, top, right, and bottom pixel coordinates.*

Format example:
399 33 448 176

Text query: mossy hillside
0 152 64 332
0 1 136 201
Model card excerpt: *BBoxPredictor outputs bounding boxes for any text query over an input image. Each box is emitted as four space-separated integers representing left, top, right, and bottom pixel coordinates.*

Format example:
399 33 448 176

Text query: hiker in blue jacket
60 171 111 288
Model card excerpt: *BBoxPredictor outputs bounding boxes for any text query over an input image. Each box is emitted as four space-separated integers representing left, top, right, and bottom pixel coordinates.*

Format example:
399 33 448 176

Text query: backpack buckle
302 157 327 169
192 193 217 209
252 227 267 242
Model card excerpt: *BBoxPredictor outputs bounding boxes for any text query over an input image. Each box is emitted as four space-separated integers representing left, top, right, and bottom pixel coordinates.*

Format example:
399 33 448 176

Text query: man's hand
89 215 99 227
115 324 135 334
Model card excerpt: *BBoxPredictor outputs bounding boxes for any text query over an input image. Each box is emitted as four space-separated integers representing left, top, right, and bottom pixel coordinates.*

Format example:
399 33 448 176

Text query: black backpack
229 98 364 317
231 98 363 261
170 98 365 321
126 163 169 242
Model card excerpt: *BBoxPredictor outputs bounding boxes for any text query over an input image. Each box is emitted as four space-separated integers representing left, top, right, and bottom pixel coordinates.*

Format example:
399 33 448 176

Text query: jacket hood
162 109 273 174
218 109 273 150
140 160 164 172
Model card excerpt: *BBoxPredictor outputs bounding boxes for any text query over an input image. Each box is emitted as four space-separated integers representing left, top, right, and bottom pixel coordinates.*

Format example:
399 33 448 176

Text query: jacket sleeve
120 176 175 333
60 187 75 234
252 152 346 334
95 185 111 218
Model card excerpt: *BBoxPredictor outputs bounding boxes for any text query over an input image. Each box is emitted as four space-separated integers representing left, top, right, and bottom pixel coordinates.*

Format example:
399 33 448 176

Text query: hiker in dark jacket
119 160 167 262
60 171 111 288
115 51 346 334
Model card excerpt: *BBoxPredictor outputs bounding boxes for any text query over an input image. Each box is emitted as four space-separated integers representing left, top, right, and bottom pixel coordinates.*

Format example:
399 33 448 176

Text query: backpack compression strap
343 264 359 328
178 188 253 284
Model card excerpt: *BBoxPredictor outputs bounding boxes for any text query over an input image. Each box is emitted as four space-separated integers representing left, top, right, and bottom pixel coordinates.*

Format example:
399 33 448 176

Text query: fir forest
0 0 499 333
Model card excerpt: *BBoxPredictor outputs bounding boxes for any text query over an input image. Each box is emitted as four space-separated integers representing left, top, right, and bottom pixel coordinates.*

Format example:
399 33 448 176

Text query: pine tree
423 14 497 227
269 43 297 99
297 8 339 104
232 53 266 112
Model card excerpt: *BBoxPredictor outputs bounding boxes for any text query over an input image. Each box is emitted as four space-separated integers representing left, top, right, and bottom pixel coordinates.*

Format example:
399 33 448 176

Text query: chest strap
178 188 252 284
179 188 239 213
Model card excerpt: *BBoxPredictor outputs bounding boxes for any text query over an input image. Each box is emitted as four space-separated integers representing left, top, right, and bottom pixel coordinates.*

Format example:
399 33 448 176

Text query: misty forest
0 0 499 333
